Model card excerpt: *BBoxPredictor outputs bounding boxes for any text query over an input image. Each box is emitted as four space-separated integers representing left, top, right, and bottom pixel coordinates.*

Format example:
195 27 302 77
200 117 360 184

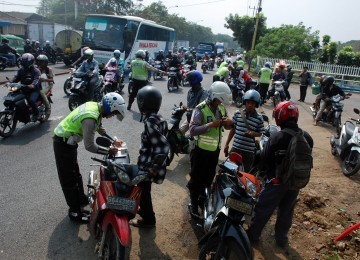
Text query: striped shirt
232 109 264 153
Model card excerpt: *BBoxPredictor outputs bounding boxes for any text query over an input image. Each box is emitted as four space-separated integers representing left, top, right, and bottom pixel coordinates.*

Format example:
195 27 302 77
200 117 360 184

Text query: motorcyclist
187 81 233 218
314 76 345 125
0 38 18 66
129 86 170 228
11 53 41 122
179 71 208 136
75 48 100 101
312 75 327 113
247 101 313 247
213 64 233 82
53 92 126 223
237 66 253 91
36 54 54 116
219 57 232 69
203 52 210 61
24 39 36 55
168 53 183 86
185 54 196 70
258 62 272 104
165 50 173 59
127 50 166 110
71 46 90 67
43 40 56 61
155 50 165 62
267 66 286 100
105 50 125 87
236 55 245 67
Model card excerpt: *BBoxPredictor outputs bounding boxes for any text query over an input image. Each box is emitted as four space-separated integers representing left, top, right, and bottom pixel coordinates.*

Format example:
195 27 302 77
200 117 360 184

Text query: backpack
275 128 313 190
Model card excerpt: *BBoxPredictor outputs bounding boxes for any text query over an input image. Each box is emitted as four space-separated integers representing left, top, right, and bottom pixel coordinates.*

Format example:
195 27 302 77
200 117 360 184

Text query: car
0 34 25 54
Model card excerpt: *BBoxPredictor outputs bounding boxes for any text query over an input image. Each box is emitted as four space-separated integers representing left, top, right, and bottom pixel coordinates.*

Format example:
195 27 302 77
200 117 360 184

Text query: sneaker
129 218 155 228
68 210 90 223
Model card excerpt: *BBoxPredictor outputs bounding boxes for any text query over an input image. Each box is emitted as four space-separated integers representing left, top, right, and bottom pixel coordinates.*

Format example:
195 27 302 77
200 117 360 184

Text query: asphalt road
0 65 359 259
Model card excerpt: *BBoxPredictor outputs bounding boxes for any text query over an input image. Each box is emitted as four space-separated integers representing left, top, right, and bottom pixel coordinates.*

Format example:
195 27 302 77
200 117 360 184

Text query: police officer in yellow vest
236 56 245 67
127 49 166 110
53 92 126 223
258 62 272 105
213 65 233 82
187 81 233 218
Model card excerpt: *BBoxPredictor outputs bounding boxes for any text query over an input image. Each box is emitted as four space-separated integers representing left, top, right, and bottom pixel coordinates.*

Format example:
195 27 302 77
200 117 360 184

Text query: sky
1 0 359 43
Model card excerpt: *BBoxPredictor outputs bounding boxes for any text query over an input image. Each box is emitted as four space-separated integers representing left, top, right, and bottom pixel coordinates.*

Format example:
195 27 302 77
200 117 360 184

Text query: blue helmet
243 89 261 107
186 70 203 86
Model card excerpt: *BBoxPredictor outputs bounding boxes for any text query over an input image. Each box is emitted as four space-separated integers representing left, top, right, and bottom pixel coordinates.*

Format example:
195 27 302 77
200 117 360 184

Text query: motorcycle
271 81 286 107
166 102 195 165
201 60 209 73
208 58 215 71
68 73 104 111
167 67 180 92
330 108 360 177
0 52 21 70
199 152 261 260
153 61 165 80
228 79 246 108
102 67 125 94
181 64 191 86
0 81 53 137
63 66 81 96
88 136 166 259
216 57 223 68
310 93 351 134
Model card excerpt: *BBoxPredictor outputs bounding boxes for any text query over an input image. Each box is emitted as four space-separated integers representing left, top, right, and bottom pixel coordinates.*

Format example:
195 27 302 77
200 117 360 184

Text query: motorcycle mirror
354 108 360 114
262 115 269 122
96 137 112 147
179 101 183 107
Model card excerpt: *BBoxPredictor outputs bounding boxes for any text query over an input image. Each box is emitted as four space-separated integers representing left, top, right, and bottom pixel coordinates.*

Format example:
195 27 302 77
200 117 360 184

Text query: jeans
2 53 16 65
28 91 40 115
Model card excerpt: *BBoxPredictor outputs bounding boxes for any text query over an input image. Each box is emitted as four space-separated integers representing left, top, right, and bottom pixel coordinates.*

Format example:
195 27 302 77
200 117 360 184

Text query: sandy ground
128 96 360 260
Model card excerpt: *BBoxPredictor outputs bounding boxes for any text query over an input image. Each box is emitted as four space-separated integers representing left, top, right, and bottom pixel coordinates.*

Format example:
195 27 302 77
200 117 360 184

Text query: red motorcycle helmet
273 101 299 126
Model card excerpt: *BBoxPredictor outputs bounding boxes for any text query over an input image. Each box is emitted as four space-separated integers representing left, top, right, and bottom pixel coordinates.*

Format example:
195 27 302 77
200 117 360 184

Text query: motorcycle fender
101 212 131 247
350 146 360 153
334 111 341 119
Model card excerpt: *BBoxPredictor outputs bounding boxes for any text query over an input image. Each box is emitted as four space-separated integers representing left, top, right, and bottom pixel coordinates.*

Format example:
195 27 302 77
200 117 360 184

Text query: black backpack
275 128 313 190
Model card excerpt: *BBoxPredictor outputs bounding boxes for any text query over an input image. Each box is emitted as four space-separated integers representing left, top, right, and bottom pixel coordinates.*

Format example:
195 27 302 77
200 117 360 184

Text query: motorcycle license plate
107 196 136 213
226 197 253 215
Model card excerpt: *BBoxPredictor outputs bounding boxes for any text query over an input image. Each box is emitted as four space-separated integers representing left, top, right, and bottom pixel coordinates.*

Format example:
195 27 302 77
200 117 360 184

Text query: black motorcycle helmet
137 86 162 114
243 89 261 108
323 76 335 86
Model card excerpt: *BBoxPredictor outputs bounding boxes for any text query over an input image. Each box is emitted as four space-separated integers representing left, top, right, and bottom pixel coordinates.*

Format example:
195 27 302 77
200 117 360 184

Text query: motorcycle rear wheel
199 236 247 260
167 78 175 92
102 226 127 260
63 78 72 96
0 111 17 137
68 95 82 111
39 103 51 123
341 150 360 177
0 63 6 71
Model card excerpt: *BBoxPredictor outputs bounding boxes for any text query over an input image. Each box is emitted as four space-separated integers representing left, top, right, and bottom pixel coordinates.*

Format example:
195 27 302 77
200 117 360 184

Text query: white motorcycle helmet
208 81 232 105
102 93 126 121
225 58 232 64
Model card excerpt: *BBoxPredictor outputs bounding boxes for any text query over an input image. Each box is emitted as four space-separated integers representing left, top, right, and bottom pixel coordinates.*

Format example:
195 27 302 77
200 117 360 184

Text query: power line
171 0 226 9
0 2 38 6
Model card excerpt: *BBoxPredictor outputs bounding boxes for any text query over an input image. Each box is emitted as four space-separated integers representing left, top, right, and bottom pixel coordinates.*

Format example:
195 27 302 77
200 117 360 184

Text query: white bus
82 14 175 64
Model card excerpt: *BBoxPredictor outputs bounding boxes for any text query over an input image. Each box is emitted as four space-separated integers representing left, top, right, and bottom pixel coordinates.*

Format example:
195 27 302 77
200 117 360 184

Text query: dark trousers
188 146 220 206
53 137 86 211
299 84 308 101
230 147 254 172
28 91 40 115
247 183 299 244
259 83 269 104
87 76 99 101
128 79 147 108
138 181 155 224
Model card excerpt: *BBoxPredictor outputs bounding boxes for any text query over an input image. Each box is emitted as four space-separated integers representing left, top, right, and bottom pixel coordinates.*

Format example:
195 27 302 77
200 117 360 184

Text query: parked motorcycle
167 67 180 92
166 102 194 165
88 136 166 259
199 152 261 260
68 74 104 111
0 81 52 137
310 93 351 134
228 79 246 108
102 67 125 94
63 67 81 96
330 108 360 177
201 60 209 73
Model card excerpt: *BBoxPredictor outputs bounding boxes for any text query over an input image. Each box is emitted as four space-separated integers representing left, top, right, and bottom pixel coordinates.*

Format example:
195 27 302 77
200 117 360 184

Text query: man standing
298 66 312 102
187 81 233 218
258 62 272 105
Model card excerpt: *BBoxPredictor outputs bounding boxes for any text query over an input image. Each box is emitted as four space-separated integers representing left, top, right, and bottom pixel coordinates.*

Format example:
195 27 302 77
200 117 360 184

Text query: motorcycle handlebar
91 157 106 164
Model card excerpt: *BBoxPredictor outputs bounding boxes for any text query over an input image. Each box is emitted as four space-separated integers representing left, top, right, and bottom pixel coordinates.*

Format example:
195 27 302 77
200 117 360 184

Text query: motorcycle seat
345 121 355 139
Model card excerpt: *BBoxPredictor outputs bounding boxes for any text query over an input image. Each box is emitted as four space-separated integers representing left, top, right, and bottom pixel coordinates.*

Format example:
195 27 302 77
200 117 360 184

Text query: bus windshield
83 16 136 54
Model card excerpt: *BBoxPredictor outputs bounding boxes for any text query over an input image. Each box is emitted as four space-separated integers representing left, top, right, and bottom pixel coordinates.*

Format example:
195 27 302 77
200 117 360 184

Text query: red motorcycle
88 136 166 259
0 80 52 137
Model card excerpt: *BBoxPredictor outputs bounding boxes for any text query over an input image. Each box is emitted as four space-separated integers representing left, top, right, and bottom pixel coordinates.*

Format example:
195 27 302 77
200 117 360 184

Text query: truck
176 40 190 50
215 42 225 55
27 22 70 47
196 42 215 60
55 30 83 54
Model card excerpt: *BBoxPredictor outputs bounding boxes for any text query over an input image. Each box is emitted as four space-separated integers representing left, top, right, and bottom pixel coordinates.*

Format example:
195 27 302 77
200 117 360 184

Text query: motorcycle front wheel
199 236 248 260
0 111 17 137
341 150 360 177
68 95 82 111
63 78 72 96
102 226 127 260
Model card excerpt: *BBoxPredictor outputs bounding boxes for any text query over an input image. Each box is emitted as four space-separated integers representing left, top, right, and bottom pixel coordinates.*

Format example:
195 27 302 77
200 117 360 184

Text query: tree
225 14 266 51
337 46 355 66
254 23 319 61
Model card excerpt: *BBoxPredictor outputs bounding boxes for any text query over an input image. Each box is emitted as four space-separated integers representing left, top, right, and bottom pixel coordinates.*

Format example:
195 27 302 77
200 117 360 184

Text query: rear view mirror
96 136 112 147
354 108 360 115
262 115 269 122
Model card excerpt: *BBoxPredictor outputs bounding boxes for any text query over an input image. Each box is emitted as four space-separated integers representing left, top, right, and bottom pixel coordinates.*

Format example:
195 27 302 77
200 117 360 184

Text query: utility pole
251 0 262 51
